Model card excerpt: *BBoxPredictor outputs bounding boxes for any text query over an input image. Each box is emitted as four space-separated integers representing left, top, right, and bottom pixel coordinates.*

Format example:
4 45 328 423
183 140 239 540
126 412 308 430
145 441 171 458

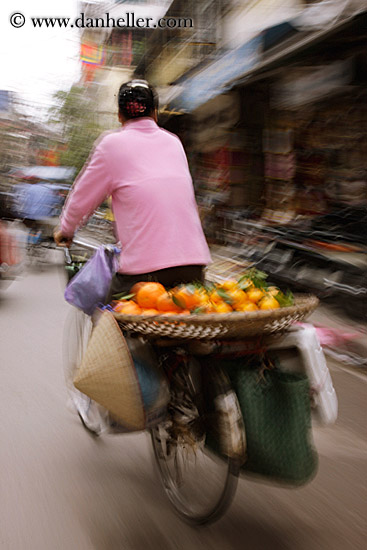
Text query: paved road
1 253 366 550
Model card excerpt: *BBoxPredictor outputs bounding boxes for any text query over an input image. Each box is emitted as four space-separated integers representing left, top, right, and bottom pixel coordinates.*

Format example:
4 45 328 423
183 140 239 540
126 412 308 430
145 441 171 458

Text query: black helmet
118 79 158 119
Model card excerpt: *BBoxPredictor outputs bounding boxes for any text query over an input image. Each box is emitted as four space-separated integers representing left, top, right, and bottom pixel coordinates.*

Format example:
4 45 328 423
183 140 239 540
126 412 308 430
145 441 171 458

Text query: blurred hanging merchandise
80 41 106 85
271 59 355 110
192 92 241 153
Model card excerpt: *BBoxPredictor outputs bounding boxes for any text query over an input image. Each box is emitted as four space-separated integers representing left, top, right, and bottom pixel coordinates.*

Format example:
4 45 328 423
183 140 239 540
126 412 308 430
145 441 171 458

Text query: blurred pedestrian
13 180 62 238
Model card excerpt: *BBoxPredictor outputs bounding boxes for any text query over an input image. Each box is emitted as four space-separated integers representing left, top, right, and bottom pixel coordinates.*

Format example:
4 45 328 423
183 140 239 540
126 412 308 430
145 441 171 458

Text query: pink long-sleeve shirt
61 118 211 274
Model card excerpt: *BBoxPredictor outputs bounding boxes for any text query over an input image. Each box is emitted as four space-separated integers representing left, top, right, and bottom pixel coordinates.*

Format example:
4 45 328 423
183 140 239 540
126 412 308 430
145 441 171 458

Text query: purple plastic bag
64 246 120 315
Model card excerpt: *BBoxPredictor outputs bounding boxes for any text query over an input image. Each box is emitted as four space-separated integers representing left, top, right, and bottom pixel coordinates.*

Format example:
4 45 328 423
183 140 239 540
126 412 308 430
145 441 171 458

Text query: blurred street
1 254 366 550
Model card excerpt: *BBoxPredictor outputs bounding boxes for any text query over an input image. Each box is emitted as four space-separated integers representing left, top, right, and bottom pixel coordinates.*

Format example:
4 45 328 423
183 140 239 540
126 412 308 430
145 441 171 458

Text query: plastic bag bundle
64 245 119 315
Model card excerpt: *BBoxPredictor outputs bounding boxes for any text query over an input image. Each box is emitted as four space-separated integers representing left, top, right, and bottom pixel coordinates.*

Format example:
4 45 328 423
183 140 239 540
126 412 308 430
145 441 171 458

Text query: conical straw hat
74 311 145 430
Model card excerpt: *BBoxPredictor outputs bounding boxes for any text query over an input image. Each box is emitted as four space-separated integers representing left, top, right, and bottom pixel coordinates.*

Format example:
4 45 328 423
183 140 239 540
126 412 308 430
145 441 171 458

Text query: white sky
0 0 81 120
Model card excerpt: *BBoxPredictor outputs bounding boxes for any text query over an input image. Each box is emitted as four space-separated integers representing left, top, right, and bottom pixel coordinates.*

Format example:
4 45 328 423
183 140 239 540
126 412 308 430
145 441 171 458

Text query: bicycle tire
62 307 104 435
151 428 239 525
150 357 240 525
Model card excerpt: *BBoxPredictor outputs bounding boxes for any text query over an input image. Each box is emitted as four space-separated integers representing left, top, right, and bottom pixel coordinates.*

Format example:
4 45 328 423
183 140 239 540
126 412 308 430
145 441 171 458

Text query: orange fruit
209 289 226 305
202 302 216 313
191 301 215 314
136 282 166 309
197 287 211 305
172 285 203 311
130 281 150 301
225 288 249 310
218 279 239 291
114 300 142 315
140 308 159 315
213 301 233 313
237 302 258 312
156 292 184 313
259 295 280 310
246 288 265 304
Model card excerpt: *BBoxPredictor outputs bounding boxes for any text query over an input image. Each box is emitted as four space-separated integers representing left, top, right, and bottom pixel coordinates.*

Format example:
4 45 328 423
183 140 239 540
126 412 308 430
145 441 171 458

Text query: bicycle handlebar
61 238 120 266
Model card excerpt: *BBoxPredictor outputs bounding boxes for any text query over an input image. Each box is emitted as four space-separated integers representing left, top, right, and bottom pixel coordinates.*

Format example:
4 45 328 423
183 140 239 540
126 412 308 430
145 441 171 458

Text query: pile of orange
113 282 202 316
207 280 281 313
112 271 293 316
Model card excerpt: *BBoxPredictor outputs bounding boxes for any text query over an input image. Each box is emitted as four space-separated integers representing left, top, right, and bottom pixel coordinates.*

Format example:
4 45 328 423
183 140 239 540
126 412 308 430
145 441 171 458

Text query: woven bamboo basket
112 294 318 340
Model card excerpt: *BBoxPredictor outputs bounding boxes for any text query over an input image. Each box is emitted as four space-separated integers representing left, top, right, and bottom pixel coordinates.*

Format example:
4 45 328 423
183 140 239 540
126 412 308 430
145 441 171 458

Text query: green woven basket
206 358 318 486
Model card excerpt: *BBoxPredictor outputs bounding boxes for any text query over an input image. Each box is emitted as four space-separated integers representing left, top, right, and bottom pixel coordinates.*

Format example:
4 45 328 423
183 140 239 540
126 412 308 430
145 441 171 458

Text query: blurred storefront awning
170 3 367 114
271 57 355 110
170 35 262 113
10 166 76 182
157 85 185 113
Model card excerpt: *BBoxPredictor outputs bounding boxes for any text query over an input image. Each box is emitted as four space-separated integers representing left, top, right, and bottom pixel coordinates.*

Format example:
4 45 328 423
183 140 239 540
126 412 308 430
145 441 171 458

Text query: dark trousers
105 264 205 304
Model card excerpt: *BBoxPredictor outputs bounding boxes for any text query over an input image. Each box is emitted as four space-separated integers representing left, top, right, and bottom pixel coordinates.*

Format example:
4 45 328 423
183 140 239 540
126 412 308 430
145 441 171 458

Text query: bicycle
61 239 245 523
61 240 336 525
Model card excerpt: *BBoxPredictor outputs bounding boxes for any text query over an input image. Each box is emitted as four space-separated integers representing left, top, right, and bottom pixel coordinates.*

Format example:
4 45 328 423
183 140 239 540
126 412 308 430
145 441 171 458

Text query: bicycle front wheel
62 307 105 435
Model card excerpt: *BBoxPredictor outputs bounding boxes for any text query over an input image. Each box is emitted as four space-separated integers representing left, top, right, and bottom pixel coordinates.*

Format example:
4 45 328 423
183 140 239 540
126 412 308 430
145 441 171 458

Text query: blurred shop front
167 7 367 320
240 58 366 321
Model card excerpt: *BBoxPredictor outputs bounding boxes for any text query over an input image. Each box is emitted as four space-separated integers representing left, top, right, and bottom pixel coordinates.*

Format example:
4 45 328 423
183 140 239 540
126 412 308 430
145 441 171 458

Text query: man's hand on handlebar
54 228 73 248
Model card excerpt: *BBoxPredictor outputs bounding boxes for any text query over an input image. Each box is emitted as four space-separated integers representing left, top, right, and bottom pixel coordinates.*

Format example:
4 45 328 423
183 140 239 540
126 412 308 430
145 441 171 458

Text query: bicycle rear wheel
151 427 239 525
150 356 240 525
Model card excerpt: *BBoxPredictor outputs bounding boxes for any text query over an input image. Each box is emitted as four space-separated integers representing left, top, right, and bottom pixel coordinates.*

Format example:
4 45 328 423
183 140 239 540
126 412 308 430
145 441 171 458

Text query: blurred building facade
134 0 366 316
133 0 366 224
77 0 172 128
0 91 62 188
